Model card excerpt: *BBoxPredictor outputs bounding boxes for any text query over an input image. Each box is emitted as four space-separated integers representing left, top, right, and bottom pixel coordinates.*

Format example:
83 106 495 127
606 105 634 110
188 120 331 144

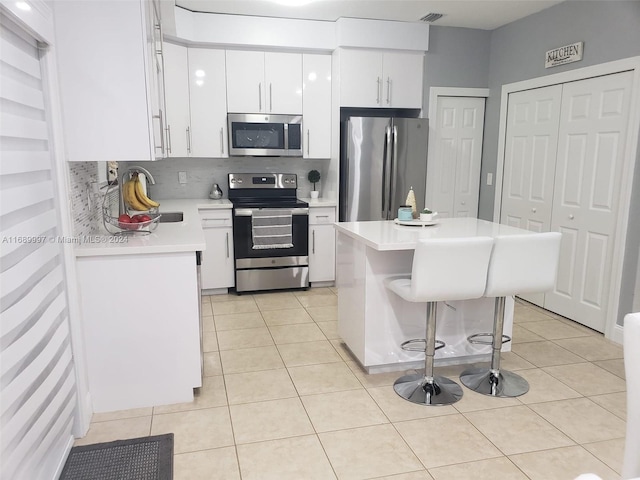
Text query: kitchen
1 1 640 479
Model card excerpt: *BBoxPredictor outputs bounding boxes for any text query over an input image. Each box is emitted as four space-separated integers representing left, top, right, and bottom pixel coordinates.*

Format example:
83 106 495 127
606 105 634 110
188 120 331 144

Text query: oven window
233 213 308 259
231 122 285 149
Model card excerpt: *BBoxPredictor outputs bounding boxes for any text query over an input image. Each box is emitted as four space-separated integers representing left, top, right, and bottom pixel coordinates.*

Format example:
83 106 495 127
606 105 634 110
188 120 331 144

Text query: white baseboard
611 323 624 345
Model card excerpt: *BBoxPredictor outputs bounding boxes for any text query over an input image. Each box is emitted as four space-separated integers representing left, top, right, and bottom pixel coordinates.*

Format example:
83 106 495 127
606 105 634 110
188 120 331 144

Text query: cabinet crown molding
171 8 428 53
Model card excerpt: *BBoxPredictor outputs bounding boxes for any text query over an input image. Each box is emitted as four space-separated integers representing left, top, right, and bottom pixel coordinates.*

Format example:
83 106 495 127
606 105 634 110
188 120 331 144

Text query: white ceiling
174 0 566 30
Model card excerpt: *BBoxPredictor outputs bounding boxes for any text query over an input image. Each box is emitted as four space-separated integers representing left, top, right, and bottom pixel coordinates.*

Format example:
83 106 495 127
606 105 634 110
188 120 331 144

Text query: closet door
545 71 633 332
500 85 562 232
427 96 485 218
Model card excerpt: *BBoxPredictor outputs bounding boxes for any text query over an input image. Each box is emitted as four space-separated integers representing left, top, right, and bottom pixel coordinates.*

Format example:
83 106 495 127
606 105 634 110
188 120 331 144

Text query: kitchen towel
251 208 294 249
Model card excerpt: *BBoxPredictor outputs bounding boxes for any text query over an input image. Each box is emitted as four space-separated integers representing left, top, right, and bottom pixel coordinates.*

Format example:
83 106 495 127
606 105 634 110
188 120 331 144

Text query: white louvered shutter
1 12 77 479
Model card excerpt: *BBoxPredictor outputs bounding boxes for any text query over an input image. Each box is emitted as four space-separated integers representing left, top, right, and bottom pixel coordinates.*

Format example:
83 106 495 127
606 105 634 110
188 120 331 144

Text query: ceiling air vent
420 13 444 23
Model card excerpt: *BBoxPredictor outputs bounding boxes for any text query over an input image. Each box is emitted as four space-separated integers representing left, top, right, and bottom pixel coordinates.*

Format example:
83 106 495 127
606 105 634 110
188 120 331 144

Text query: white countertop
75 199 231 257
334 218 534 251
300 197 338 207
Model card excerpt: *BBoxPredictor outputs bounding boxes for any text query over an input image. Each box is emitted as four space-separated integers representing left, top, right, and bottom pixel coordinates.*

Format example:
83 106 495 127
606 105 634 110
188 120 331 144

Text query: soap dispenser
209 183 223 200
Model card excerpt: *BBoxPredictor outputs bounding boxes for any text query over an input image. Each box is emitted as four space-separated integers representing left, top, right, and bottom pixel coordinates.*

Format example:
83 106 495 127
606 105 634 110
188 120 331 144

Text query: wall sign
545 42 583 68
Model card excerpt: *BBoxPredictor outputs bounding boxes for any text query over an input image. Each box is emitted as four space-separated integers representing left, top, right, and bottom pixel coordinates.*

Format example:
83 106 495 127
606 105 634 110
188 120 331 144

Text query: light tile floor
76 289 627 480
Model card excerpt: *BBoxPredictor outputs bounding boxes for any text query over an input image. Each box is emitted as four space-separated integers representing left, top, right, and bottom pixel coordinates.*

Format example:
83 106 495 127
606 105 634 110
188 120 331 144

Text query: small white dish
419 211 438 221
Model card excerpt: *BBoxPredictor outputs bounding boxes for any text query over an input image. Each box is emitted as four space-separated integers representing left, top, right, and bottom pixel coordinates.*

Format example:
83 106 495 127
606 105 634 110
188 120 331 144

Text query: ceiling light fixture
15 1 31 11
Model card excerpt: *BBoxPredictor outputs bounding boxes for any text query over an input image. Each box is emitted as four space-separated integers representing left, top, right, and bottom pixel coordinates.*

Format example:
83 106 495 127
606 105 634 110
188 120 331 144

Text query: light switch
487 173 493 186
178 171 187 184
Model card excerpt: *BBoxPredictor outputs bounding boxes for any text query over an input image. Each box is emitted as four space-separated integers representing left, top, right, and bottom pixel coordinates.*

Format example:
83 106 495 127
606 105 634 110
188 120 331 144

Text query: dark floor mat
59 433 173 480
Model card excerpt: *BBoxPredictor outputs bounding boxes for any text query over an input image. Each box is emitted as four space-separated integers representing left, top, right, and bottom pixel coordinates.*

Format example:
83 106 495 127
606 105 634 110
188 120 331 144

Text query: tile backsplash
68 161 103 235
67 157 331 235
119 157 331 200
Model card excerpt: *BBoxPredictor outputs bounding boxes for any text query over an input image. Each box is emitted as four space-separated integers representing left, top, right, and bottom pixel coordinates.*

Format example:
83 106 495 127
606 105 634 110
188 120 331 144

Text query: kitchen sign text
545 42 583 68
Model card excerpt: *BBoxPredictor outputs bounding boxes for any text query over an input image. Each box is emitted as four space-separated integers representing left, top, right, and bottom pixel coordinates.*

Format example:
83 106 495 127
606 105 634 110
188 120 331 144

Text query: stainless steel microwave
228 113 303 157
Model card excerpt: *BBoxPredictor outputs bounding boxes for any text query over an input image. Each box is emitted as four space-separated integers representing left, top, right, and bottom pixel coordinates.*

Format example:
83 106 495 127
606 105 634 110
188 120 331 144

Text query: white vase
310 191 319 199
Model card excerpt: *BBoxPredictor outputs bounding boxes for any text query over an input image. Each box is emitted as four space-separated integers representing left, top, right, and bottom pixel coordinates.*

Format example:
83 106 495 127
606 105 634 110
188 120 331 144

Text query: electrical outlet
487 173 493 186
178 171 187 184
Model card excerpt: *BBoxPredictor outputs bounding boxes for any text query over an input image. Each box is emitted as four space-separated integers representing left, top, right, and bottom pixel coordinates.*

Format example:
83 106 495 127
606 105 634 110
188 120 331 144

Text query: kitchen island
334 218 533 373
74 199 229 412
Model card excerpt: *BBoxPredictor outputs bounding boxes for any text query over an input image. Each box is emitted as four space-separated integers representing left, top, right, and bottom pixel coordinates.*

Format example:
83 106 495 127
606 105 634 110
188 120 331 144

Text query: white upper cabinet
339 49 423 109
226 50 302 114
53 0 167 161
302 54 332 159
188 49 228 157
163 42 191 157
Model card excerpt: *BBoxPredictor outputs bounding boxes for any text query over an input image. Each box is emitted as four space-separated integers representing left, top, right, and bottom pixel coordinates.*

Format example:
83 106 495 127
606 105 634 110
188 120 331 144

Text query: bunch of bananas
123 173 160 211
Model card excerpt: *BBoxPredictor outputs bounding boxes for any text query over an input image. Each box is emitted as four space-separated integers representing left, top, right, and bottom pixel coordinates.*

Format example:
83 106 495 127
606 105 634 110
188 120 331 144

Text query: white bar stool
460 232 562 397
385 237 494 406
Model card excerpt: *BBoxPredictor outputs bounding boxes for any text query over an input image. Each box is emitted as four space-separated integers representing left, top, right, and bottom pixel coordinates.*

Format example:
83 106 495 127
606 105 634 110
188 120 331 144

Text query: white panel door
163 42 190 157
188 48 228 157
545 71 633 332
500 85 562 232
426 96 485 219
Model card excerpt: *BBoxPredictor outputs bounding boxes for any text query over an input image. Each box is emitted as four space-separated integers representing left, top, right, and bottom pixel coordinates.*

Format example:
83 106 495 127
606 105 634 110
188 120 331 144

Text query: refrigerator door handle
381 125 392 218
388 125 399 219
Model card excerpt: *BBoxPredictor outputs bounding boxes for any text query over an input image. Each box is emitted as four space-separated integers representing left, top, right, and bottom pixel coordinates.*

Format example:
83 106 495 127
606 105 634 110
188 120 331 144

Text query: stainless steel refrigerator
340 116 429 222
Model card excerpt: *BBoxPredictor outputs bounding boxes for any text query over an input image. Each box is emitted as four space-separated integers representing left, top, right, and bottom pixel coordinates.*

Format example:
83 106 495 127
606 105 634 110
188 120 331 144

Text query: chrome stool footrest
467 333 512 345
400 338 445 352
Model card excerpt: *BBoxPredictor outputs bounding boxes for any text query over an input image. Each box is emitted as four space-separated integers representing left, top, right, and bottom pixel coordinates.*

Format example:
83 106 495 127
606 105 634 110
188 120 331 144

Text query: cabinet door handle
226 232 230 258
307 129 310 155
220 128 224 155
269 83 273 112
386 77 391 105
569 214 575 220
376 77 381 105
166 125 172 154
258 83 262 111
153 109 165 155
186 126 191 154
532 207 537 213
316 215 329 219
312 229 315 254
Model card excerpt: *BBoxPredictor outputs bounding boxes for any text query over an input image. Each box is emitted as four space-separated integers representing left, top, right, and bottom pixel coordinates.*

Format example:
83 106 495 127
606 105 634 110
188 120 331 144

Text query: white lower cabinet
200 209 234 290
76 252 201 411
309 207 336 283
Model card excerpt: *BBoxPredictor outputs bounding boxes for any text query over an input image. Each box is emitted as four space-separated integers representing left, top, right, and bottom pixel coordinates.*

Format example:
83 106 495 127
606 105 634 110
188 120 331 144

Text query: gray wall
422 26 491 113
481 0 640 219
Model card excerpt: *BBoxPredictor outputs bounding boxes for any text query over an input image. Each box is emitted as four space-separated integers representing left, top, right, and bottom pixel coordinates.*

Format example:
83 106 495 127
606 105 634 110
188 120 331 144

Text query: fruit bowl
103 208 161 235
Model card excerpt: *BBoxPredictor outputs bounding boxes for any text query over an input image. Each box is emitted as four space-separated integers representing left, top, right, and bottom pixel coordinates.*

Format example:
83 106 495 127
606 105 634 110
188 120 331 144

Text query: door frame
426 87 490 210
493 56 640 343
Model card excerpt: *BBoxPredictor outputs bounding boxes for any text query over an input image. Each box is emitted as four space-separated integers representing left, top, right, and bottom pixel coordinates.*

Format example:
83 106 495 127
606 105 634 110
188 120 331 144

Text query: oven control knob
271 259 276 264
237 179 243 184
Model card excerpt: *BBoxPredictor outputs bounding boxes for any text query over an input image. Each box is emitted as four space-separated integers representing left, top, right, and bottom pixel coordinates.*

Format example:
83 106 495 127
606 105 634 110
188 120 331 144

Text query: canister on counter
398 205 413 221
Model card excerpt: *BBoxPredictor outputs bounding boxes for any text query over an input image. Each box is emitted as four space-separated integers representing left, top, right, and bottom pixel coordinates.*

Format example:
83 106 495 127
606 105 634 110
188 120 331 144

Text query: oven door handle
234 208 309 217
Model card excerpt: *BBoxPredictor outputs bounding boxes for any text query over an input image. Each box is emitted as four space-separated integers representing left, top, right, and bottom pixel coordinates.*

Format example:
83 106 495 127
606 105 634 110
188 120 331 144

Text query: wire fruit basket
102 183 161 235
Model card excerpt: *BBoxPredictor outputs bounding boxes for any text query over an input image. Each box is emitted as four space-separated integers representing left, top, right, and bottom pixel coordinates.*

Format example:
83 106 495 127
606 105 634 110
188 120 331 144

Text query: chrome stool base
459 367 529 397
394 373 463 406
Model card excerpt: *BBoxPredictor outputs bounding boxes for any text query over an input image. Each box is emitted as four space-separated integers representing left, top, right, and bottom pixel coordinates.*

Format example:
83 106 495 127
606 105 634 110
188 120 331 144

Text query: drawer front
199 209 232 227
309 207 336 225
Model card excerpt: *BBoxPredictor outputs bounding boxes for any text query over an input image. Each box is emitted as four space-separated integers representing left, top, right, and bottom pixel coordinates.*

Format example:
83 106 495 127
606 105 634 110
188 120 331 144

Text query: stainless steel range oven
229 173 309 293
